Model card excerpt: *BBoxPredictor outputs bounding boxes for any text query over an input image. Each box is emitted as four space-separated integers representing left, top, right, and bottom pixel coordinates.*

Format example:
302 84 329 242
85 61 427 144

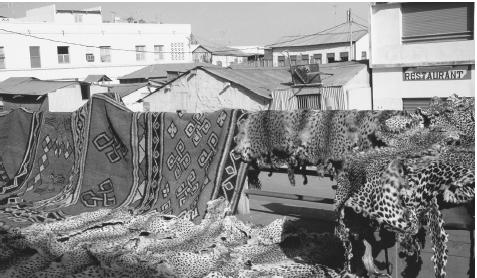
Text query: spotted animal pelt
234 109 426 187
1 198 345 278
336 141 474 278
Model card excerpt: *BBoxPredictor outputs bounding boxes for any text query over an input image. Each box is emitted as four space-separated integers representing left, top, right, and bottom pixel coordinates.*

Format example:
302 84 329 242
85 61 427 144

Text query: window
29 46 41 68
313 53 322 64
289 55 297 65
326 53 335 63
86 53 94 62
340 52 349 62
402 2 474 42
170 42 184 60
301 54 309 64
100 46 111 62
154 45 164 61
135 45 146 61
57 46 70 64
278 55 285 67
74 14 83 23
361 51 367 60
0 47 5 69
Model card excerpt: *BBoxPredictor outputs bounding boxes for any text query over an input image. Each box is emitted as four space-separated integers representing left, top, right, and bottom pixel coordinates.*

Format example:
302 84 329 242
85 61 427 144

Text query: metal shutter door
402 98 432 112
402 3 473 41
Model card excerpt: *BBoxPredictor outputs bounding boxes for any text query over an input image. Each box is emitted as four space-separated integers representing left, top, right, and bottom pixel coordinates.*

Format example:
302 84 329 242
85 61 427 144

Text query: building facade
370 2 475 110
266 22 369 67
192 44 255 67
0 4 192 82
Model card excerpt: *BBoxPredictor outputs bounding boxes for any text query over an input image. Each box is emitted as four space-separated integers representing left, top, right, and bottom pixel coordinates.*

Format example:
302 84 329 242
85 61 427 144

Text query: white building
266 21 369 67
370 2 475 110
0 4 192 82
192 44 256 67
0 77 88 112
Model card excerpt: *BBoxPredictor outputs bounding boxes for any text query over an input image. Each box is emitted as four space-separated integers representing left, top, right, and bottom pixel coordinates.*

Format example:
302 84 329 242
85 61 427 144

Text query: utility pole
348 9 353 61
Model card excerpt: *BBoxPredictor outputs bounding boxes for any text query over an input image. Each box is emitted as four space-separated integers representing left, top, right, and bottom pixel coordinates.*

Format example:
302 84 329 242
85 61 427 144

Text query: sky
0 2 370 46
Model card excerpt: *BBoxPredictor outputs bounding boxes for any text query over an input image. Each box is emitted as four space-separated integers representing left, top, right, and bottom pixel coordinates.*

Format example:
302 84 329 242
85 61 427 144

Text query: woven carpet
0 94 246 229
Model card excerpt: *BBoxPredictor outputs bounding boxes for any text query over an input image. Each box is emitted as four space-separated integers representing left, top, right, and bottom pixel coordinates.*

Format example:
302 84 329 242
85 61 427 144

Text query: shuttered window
402 98 432 112
402 2 474 42
29 46 41 68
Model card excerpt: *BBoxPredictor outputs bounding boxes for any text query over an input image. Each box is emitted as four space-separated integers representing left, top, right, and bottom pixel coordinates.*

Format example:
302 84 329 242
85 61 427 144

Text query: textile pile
234 95 475 278
0 197 344 278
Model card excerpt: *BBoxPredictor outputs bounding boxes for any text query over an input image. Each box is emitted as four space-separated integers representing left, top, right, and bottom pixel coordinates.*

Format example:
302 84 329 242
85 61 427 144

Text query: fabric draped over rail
270 86 347 110
0 94 247 228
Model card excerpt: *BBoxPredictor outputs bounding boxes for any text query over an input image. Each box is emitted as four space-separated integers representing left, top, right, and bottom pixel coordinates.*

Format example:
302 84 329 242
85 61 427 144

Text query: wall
211 55 248 67
22 5 55 23
143 69 270 113
0 21 192 82
47 84 85 112
354 33 369 60
90 84 108 96
122 86 150 112
343 66 372 110
372 66 475 110
271 40 368 67
55 12 103 24
370 3 475 67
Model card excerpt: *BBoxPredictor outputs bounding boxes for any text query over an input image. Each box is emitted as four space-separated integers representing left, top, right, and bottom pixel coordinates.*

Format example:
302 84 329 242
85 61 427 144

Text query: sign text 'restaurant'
403 65 471 81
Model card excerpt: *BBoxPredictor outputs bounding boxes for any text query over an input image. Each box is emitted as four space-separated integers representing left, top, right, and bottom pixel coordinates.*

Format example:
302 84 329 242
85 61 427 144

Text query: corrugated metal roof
267 22 368 48
118 62 218 80
195 44 254 57
106 83 148 98
83 75 112 83
201 67 292 99
0 77 78 96
295 61 367 95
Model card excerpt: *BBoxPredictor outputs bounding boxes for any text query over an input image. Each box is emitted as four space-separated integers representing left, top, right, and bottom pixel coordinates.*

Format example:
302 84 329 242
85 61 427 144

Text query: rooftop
194 44 254 57
83 75 112 83
201 67 292 99
105 83 148 98
266 21 368 48
315 61 367 87
0 77 78 96
118 62 218 80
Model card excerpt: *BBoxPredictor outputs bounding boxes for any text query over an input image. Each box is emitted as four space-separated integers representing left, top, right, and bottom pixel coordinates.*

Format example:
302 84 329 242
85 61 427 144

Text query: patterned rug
0 94 247 230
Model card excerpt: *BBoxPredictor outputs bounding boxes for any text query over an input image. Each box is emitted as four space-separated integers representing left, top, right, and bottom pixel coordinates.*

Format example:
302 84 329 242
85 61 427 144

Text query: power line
351 14 369 27
352 13 369 25
266 22 348 47
350 20 368 31
0 27 262 54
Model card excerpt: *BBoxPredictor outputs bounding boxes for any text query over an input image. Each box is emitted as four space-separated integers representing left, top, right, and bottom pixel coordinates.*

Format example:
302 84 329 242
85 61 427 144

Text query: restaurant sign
403 65 471 81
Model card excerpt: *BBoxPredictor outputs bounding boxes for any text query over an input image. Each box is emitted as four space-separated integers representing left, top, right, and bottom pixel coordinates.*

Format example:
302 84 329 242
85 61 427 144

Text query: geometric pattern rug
0 94 246 229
